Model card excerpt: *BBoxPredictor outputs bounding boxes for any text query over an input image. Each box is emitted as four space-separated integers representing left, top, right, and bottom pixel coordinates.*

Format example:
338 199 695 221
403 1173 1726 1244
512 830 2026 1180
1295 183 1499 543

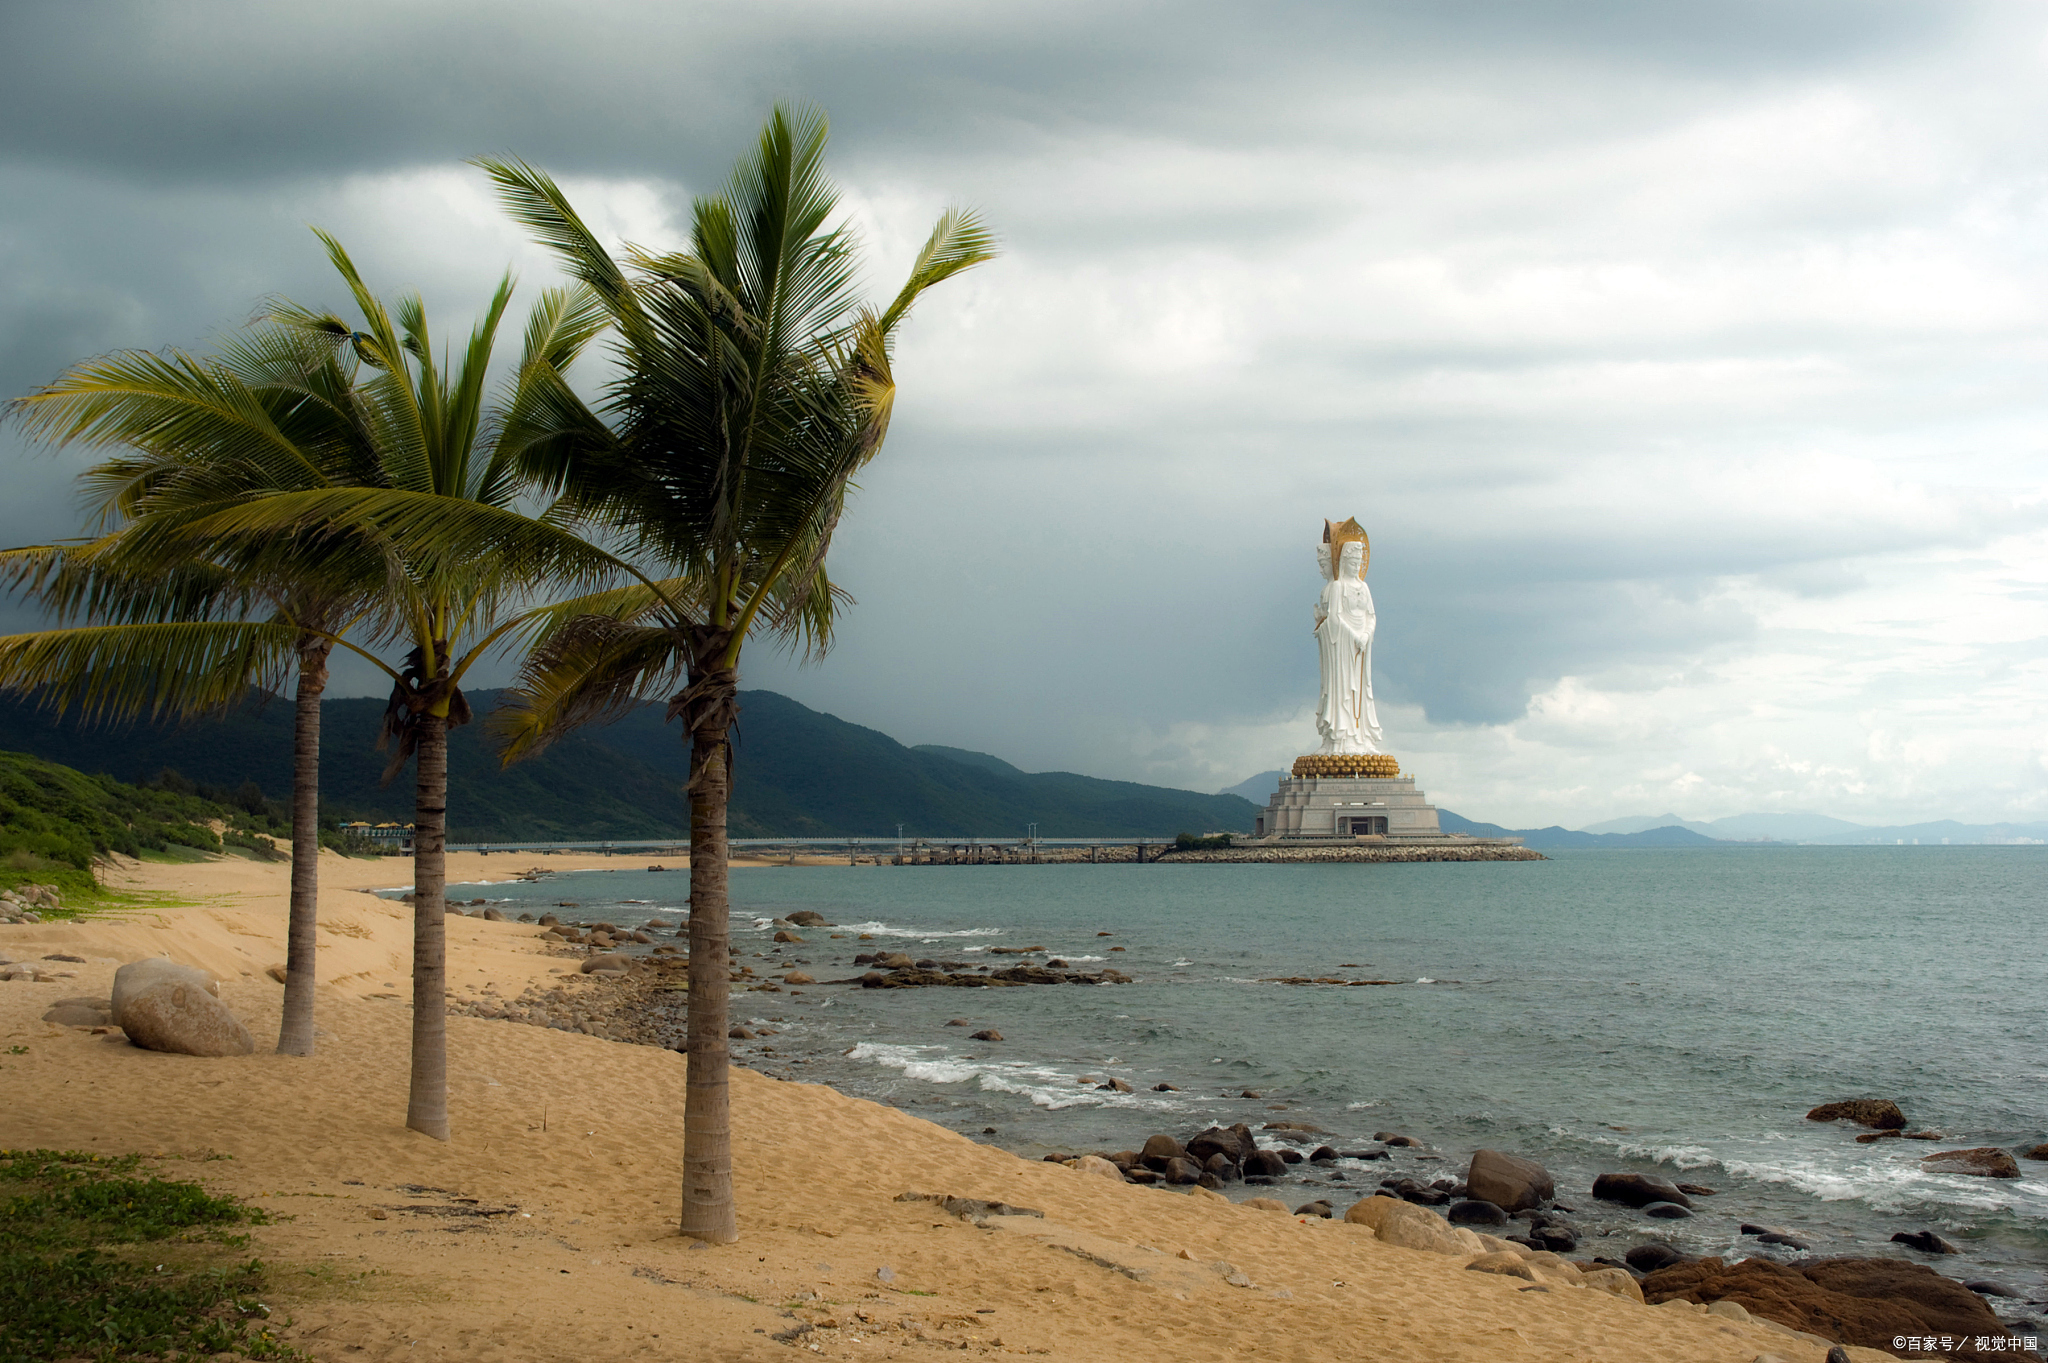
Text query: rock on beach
111 958 252 1057
1591 1173 1693 1209
1918 1147 2020 1179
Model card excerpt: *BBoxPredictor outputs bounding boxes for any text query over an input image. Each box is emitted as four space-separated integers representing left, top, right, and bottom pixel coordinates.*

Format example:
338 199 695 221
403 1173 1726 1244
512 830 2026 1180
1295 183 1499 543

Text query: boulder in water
1805 1099 1905 1129
1919 1147 2019 1179
1465 1149 1554 1213
1889 1230 1960 1255
1591 1173 1693 1209
1447 1199 1509 1227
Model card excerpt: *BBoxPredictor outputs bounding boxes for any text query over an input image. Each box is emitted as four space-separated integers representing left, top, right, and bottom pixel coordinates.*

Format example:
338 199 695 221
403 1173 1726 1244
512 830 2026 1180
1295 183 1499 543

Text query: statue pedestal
1254 773 1443 841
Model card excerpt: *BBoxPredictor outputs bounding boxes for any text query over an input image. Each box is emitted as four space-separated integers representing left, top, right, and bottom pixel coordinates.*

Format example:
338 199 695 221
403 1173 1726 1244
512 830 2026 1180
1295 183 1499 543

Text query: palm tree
185 236 619 1140
475 105 996 1240
3 315 399 1056
5 237 618 1135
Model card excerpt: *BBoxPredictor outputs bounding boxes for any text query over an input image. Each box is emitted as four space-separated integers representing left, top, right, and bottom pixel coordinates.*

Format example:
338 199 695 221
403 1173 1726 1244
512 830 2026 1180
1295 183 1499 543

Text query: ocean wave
841 1043 1198 1113
1570 1130 1720 1170
835 921 1006 940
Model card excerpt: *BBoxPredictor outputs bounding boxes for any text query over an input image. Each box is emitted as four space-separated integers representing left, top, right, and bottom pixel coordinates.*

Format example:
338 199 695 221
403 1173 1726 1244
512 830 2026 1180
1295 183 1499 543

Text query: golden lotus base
1292 754 1400 779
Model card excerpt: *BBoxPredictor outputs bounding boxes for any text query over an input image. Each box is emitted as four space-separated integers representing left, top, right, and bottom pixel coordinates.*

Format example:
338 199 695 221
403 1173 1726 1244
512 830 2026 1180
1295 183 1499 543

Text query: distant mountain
1580 812 1719 837
1805 819 2048 846
910 745 1027 777
1218 770 1286 804
1704 811 1866 841
0 689 1258 842
1441 809 1720 849
1570 809 2043 844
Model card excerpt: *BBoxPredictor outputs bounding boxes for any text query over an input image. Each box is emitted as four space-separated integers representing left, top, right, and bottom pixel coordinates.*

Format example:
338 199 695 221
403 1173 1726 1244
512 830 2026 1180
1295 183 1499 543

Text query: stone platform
1251 771 1520 849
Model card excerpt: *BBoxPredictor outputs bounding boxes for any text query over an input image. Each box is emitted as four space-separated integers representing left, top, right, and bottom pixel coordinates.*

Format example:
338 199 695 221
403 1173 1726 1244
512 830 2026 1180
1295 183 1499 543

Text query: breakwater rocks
858 960 1134 989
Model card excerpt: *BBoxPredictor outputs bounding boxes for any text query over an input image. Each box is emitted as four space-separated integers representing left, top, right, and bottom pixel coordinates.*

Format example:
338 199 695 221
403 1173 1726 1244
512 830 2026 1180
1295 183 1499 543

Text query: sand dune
1 851 1897 1362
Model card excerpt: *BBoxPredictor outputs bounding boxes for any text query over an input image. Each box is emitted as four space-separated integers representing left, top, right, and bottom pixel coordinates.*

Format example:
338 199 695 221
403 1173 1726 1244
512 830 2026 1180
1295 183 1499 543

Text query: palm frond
0 621 298 723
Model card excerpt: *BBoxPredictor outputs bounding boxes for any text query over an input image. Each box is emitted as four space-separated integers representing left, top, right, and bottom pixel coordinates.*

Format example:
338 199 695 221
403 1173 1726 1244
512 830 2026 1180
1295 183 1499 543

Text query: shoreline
0 851 1994 1361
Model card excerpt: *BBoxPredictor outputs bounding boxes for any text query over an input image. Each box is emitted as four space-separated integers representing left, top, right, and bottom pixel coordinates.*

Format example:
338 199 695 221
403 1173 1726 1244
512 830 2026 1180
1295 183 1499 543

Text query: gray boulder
1466 1149 1554 1212
116 971 253 1057
113 958 218 1024
1591 1172 1693 1209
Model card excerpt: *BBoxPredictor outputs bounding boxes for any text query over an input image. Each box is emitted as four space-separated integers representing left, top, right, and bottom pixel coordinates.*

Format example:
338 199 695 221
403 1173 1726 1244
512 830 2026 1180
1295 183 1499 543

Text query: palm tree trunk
275 640 330 1056
680 673 738 1242
406 710 451 1141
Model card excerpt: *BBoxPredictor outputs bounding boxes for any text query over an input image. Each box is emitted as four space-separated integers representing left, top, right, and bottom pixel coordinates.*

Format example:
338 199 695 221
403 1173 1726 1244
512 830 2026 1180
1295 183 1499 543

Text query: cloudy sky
4 1 2046 827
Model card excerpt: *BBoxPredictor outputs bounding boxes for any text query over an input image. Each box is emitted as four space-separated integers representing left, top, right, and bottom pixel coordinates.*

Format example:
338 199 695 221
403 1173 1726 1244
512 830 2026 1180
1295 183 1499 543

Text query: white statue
1314 533 1384 755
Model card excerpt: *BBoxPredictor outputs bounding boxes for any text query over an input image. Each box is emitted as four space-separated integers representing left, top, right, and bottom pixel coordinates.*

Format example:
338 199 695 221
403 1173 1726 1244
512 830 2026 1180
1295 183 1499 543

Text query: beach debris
1590 1173 1693 1209
111 958 253 1057
1805 1098 1905 1129
1643 1257 2020 1361
1890 1230 1960 1254
968 1029 1002 1041
1919 1146 2020 1178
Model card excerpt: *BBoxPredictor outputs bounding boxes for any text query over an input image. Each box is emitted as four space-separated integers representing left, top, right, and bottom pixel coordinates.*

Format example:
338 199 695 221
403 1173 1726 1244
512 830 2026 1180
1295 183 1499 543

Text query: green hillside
0 751 283 897
0 689 1258 842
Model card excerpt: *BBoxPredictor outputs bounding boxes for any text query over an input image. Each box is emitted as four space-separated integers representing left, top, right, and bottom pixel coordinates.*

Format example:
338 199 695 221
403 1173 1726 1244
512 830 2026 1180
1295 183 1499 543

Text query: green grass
0 1149 298 1362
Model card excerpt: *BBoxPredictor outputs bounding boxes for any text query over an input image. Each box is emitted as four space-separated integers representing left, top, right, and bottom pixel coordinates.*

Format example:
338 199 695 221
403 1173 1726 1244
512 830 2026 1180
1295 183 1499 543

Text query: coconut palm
5 236 619 1136
2 314 402 1056
180 237 619 1140
474 105 996 1240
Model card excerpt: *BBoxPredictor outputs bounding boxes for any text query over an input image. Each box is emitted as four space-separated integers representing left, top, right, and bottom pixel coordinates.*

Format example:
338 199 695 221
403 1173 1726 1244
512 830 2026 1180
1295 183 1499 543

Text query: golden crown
1323 517 1369 579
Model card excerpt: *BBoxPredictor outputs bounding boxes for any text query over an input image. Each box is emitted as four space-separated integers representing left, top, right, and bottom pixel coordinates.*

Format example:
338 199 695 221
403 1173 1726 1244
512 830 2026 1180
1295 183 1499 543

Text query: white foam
835 921 1005 940
841 1043 1195 1113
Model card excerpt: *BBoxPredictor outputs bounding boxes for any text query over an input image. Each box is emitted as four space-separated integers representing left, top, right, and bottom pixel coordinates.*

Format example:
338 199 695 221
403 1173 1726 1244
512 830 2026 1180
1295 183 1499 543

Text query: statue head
1323 516 1369 578
1338 539 1365 579
1316 544 1332 579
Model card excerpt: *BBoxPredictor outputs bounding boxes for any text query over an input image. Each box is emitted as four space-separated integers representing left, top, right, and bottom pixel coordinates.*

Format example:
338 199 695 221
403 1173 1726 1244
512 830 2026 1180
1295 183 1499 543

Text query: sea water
443 847 2048 1306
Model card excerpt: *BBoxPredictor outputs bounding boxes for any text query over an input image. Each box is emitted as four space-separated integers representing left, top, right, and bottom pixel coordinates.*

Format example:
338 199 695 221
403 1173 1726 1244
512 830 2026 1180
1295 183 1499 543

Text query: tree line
0 106 995 1245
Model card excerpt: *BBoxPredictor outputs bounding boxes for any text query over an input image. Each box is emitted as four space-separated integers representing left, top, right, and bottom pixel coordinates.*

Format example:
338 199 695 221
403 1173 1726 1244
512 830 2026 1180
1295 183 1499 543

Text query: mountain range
0 689 1258 843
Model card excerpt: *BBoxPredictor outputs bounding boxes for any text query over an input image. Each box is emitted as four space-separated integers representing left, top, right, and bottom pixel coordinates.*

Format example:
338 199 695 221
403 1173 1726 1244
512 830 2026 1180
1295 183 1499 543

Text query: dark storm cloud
2 0 2043 819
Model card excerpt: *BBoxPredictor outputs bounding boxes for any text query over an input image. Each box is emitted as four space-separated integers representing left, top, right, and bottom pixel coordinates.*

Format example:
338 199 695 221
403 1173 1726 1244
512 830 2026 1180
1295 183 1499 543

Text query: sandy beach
1 850 1905 1362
